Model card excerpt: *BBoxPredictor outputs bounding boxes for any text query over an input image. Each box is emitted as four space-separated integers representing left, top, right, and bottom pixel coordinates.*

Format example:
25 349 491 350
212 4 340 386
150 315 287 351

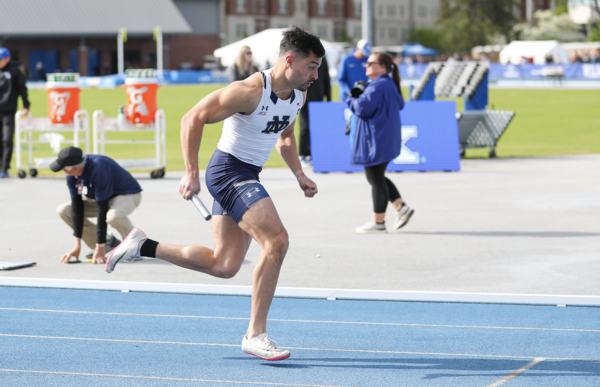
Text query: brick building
0 0 222 78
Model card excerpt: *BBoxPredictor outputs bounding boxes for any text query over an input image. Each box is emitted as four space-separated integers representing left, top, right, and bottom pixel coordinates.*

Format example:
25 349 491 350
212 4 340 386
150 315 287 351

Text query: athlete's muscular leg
236 197 289 339
154 215 252 278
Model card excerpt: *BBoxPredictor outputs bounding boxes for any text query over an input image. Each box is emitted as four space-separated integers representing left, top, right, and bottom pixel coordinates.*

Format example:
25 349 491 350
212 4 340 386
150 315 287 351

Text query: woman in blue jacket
346 52 414 233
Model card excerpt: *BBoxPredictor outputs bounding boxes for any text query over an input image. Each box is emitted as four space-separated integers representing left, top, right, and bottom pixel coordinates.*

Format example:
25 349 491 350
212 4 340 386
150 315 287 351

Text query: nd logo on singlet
262 115 290 134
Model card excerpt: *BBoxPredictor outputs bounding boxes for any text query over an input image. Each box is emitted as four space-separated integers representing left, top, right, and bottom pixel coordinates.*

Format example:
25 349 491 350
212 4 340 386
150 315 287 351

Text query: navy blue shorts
205 149 270 224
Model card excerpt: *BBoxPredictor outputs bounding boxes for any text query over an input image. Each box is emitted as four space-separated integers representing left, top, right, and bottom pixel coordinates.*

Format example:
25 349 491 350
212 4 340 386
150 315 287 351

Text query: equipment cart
15 109 90 178
456 110 515 158
92 109 166 178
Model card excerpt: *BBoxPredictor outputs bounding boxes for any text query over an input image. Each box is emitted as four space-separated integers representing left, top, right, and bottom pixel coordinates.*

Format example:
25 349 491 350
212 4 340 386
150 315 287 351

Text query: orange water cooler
121 69 160 124
45 73 80 124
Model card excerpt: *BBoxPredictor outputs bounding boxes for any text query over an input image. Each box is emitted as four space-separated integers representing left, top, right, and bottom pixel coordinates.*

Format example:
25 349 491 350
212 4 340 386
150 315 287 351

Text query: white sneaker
241 333 290 361
355 221 387 234
299 156 312 168
394 204 414 230
105 228 147 273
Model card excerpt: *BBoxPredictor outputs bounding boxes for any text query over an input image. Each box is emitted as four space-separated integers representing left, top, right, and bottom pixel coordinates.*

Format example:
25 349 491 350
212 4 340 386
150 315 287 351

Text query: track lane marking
486 358 546 387
1 334 598 361
1 307 598 333
0 369 350 386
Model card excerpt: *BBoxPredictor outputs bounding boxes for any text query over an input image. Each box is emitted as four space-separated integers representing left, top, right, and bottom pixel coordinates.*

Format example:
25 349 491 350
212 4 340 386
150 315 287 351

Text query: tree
408 28 444 51
437 0 519 54
514 10 586 42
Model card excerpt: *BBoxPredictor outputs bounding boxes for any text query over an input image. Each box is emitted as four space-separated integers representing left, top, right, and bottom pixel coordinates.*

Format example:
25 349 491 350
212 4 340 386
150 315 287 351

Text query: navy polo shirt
66 155 142 201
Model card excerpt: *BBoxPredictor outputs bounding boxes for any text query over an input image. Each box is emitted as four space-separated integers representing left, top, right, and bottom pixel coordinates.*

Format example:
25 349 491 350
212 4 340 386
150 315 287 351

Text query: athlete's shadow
223 357 600 375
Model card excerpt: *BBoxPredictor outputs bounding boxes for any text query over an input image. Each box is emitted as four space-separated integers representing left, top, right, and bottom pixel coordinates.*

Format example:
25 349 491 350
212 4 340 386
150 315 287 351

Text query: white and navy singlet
216 68 304 167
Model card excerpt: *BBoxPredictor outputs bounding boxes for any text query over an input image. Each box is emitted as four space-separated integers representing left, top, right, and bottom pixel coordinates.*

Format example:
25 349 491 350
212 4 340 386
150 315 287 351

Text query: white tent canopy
213 29 347 79
499 40 571 65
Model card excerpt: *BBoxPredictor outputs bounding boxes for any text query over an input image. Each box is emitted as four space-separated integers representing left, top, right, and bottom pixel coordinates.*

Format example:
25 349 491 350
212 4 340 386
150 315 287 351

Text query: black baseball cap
50 146 85 172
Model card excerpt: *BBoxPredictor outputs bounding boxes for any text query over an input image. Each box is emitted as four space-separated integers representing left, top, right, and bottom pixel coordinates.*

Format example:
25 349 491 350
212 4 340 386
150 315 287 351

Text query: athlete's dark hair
373 52 402 98
279 26 325 59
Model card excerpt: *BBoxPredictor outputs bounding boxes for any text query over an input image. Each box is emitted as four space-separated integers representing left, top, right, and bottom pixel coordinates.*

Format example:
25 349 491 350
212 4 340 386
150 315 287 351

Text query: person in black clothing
0 47 30 178
298 56 330 167
229 45 260 82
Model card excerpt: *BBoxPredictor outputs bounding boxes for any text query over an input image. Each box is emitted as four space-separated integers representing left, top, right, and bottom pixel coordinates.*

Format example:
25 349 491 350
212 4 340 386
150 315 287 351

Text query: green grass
18 85 600 175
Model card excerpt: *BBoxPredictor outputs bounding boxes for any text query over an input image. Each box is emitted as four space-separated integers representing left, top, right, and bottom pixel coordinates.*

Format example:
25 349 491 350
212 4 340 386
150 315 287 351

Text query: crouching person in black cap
52 146 143 264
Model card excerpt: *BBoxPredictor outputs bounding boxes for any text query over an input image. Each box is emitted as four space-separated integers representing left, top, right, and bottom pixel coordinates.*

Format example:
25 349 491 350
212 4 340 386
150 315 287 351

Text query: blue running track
0 287 599 386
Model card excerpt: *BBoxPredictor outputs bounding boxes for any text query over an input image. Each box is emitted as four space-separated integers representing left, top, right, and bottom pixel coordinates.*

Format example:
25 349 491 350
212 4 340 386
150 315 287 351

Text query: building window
387 4 396 17
353 26 361 40
300 0 305 12
317 25 328 39
402 29 408 41
353 0 361 17
334 24 344 41
278 0 288 13
389 27 398 39
258 0 266 13
378 4 383 17
379 27 384 39
418 6 427 18
236 24 247 38
317 0 327 15
236 0 247 12
335 0 344 16
399 5 404 17
256 20 268 32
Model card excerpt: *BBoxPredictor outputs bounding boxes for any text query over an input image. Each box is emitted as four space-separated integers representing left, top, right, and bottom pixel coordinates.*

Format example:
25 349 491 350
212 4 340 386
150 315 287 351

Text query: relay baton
191 193 212 221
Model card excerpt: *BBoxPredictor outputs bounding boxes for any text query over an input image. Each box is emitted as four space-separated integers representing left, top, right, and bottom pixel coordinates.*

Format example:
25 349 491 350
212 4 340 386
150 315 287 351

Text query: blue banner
309 101 460 173
398 63 600 80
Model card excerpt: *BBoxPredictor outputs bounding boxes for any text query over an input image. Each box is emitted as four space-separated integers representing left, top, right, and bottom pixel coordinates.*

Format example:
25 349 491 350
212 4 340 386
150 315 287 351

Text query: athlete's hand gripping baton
191 193 212 221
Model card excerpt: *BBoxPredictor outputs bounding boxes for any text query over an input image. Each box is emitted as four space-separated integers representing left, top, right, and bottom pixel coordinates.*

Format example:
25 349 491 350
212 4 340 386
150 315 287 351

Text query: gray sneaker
105 228 147 273
355 221 387 234
86 232 121 259
394 204 414 230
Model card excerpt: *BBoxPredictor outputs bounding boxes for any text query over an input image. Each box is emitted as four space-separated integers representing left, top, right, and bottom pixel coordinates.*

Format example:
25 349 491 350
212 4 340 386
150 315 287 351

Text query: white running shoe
355 220 387 234
105 228 147 273
241 333 290 361
393 204 414 230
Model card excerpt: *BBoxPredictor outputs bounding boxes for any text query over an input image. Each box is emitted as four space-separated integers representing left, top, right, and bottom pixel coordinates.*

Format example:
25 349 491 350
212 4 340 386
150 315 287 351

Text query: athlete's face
286 52 321 91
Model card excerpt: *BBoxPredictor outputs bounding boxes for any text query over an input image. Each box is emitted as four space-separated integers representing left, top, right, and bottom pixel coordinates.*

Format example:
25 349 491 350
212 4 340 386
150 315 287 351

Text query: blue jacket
337 52 369 101
346 74 405 166
67 155 142 202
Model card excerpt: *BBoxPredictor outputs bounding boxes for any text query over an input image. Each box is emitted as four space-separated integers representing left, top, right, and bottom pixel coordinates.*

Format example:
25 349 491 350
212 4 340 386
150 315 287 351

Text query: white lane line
486 358 546 387
1 307 599 333
1 334 599 362
0 369 349 387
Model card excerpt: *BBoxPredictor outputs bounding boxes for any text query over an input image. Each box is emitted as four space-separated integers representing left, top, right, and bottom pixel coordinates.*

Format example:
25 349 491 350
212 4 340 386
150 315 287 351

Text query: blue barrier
309 101 460 173
399 63 600 80
78 63 600 88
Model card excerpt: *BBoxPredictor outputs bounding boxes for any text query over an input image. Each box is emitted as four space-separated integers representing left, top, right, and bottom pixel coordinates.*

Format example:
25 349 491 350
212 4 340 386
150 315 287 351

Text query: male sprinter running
106 26 324 361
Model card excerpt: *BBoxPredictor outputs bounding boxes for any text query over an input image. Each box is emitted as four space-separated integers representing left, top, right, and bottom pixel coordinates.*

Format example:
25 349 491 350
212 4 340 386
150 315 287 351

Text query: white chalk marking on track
0 369 349 387
486 358 546 387
1 307 599 333
1 334 598 362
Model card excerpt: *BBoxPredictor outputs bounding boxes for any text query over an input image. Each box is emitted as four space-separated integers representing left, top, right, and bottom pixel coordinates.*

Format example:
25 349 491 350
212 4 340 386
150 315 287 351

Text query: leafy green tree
438 0 519 54
554 0 569 15
408 28 444 51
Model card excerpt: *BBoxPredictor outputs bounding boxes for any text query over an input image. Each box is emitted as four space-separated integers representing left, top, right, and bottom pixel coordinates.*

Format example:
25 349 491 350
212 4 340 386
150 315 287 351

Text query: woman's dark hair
373 52 402 98
280 26 325 59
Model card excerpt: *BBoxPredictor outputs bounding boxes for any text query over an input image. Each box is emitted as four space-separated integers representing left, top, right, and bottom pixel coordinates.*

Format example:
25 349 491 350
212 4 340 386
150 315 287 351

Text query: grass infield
18 85 600 173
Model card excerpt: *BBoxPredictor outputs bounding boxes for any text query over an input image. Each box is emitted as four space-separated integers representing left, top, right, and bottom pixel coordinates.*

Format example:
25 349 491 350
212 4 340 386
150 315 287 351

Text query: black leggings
364 162 401 213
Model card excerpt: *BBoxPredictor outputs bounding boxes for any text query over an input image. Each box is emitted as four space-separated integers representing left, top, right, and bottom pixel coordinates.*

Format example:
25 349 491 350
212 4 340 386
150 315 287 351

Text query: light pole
361 0 373 43
118 28 127 75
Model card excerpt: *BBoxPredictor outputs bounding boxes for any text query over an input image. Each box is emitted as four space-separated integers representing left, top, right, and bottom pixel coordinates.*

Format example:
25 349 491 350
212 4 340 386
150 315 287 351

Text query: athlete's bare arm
179 74 264 200
276 91 317 198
